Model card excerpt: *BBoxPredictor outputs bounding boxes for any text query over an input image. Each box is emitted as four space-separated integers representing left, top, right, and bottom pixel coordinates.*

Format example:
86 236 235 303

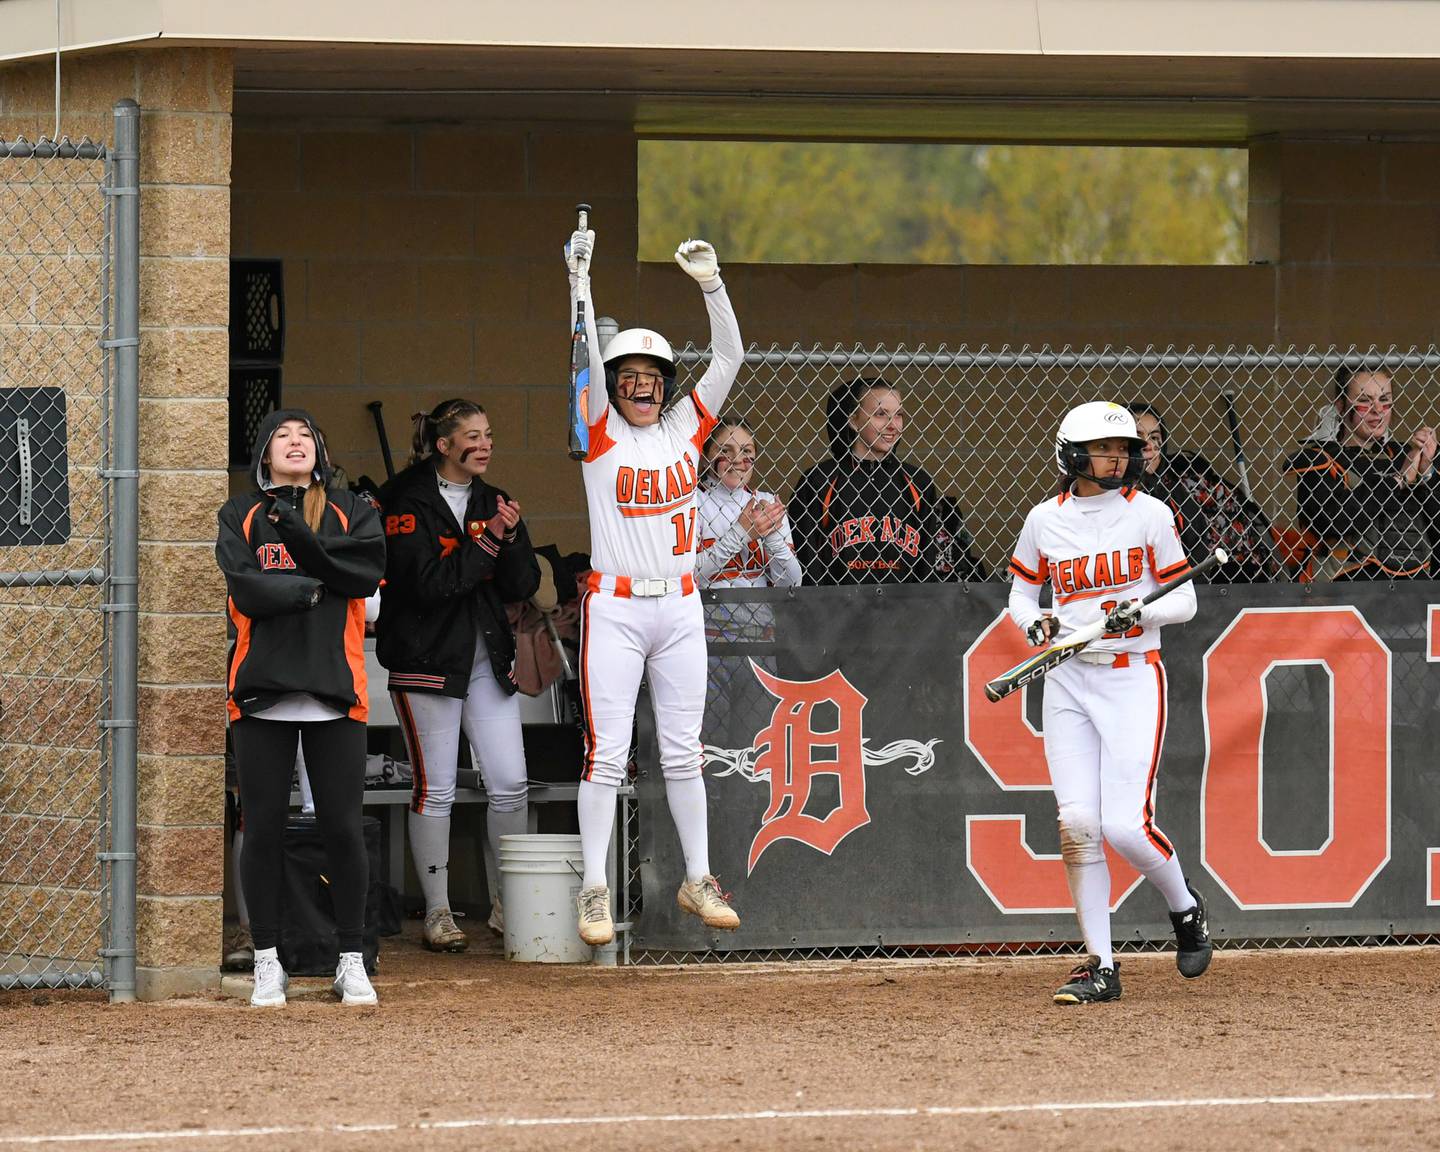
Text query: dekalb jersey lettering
256 542 296 571
614 457 699 515
1051 548 1147 597
829 514 922 560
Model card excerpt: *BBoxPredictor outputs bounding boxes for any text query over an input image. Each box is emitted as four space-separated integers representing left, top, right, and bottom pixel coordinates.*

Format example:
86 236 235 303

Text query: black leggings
233 717 368 953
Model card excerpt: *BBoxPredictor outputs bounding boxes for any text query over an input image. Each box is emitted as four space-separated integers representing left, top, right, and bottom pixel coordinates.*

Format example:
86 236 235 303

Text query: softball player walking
376 399 540 952
1007 401 1212 1003
564 227 742 945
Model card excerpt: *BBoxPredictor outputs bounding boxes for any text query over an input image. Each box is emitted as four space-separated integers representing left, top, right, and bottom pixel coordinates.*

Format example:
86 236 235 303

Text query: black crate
229 366 282 468
230 259 285 363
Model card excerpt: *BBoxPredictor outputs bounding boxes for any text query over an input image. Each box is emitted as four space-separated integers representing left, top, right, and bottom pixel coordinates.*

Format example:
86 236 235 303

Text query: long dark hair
826 376 894 459
410 398 486 466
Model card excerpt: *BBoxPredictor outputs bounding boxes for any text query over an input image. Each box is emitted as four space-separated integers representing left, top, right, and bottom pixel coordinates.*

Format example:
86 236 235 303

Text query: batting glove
1103 600 1143 633
1025 617 1059 647
674 239 721 290
565 229 595 277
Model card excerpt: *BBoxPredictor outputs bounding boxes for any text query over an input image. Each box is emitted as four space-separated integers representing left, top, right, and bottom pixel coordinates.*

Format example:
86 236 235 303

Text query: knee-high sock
577 779 618 888
1065 859 1114 971
1144 851 1195 913
486 805 528 904
664 774 710 883
407 810 452 915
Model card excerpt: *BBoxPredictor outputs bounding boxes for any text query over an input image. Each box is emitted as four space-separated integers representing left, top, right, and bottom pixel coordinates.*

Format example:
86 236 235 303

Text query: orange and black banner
633 584 1440 951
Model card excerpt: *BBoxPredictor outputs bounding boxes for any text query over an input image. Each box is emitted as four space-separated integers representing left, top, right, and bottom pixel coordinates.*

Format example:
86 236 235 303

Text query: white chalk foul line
0 1092 1432 1146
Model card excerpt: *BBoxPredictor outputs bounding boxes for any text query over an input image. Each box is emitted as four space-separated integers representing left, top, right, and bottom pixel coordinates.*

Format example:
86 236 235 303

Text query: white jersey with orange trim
696 483 802 589
579 283 742 581
1006 484 1196 654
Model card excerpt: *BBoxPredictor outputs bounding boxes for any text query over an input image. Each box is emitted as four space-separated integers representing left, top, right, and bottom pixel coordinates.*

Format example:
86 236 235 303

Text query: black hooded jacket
216 409 386 721
790 453 942 584
374 459 540 698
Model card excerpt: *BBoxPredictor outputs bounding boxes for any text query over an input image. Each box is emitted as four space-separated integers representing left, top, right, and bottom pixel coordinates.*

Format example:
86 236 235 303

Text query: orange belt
1078 648 1162 669
585 571 696 598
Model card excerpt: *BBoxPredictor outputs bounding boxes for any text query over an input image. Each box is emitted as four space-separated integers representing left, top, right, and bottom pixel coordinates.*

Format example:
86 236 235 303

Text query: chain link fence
0 126 128 991
674 344 1440 586
616 342 1440 965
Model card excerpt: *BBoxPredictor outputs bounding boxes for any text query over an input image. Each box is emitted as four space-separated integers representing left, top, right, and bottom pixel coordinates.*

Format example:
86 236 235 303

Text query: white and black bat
983 549 1228 703
567 203 592 461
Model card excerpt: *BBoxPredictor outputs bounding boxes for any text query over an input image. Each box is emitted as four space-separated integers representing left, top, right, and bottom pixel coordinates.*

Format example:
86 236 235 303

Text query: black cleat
1170 880 1213 979
1053 956 1122 1004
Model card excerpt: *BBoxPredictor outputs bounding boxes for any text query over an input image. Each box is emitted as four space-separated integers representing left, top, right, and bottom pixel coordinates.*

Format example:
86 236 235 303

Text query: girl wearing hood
373 399 540 954
216 409 386 1008
789 376 945 585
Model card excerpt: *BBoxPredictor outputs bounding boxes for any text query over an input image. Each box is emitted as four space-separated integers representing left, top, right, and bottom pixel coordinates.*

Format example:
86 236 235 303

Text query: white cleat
332 951 378 1006
677 874 740 931
250 949 288 1008
486 896 504 937
577 884 614 946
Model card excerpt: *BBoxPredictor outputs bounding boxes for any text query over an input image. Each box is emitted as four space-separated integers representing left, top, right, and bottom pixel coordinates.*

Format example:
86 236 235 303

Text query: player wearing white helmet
1007 401 1212 1003
563 226 742 947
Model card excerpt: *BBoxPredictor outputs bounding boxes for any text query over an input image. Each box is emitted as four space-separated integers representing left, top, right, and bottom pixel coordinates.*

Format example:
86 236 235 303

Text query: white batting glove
565 229 595 277
674 239 721 290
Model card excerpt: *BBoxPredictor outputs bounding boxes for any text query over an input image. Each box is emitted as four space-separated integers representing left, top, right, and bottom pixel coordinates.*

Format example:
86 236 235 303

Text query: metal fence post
106 99 140 1002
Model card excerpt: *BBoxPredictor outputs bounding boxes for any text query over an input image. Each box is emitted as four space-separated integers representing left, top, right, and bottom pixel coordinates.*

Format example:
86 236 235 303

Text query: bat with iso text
983 549 1228 703
567 203 592 461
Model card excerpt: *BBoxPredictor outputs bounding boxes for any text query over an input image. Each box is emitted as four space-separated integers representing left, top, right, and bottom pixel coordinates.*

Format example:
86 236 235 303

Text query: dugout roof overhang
9 0 1440 141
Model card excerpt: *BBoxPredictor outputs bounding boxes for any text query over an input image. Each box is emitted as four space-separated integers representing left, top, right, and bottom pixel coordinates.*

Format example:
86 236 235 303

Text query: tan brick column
133 50 232 999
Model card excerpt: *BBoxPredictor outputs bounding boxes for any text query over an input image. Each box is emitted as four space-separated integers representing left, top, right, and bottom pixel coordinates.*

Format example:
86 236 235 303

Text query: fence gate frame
0 100 139 1001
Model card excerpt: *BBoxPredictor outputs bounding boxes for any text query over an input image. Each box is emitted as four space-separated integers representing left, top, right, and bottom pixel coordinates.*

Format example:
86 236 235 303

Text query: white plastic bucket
498 834 590 963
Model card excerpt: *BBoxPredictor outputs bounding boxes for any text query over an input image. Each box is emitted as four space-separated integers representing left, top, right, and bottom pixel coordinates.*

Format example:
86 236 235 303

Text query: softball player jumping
564 227 742 946
1007 401 1212 1004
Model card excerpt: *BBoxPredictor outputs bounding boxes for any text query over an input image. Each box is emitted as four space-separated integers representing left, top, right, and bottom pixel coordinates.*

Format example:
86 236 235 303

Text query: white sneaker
332 951 378 1006
486 896 504 936
250 948 287 1007
677 875 740 931
576 884 614 946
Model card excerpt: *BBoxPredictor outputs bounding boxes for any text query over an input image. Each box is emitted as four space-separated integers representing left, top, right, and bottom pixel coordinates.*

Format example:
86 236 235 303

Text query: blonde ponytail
304 483 327 532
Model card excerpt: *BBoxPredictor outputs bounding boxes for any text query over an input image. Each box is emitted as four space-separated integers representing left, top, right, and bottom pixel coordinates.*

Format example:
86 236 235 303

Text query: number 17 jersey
582 392 719 579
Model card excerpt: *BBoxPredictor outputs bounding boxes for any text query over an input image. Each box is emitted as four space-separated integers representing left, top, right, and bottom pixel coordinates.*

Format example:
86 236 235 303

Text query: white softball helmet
1055 401 1146 488
602 327 677 403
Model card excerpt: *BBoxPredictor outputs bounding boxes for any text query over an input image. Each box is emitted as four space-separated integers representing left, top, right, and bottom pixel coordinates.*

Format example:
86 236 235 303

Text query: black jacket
1286 438 1440 579
375 459 540 697
1142 450 1274 583
790 454 943 585
216 409 386 721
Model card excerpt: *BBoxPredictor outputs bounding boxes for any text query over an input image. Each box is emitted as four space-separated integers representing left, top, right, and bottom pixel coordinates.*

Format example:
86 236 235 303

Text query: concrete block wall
231 121 641 555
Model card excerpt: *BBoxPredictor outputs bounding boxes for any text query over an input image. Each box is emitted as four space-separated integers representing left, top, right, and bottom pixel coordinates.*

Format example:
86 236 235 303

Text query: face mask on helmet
1054 401 1147 490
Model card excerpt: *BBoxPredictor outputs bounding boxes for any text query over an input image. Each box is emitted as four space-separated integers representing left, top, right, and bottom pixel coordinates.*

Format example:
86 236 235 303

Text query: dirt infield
1 927 1436 1152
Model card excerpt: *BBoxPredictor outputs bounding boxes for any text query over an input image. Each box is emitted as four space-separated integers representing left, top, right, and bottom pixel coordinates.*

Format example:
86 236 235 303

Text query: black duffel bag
278 814 401 976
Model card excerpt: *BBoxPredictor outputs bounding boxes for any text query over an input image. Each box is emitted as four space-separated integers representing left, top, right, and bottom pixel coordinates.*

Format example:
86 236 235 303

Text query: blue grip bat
567 203 592 461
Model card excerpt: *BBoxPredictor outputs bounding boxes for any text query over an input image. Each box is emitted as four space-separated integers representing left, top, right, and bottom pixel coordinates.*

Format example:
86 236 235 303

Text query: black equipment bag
277 815 401 976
